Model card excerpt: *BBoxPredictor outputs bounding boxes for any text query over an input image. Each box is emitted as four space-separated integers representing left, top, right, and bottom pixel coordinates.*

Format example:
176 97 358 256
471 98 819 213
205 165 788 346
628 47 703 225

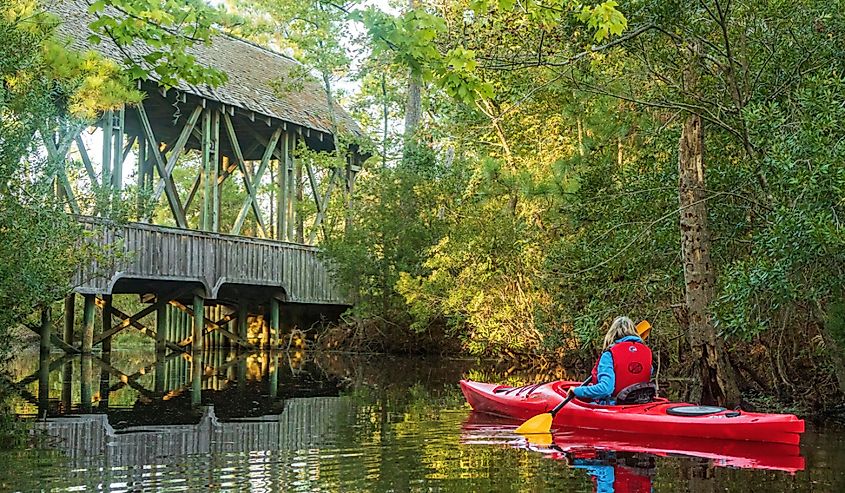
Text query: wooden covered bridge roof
51 0 363 145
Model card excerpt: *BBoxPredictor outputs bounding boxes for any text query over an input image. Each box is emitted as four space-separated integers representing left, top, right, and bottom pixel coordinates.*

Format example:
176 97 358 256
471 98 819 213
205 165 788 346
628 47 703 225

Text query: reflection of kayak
460 380 804 445
461 412 805 473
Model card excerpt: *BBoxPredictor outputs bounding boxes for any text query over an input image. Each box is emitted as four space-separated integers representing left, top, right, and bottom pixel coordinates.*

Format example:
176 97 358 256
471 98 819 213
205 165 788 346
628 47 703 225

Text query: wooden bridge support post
178 309 185 343
270 299 280 349
191 294 204 407
154 350 166 394
38 350 50 417
237 305 248 345
98 359 111 412
345 155 357 235
102 110 113 198
191 352 203 407
212 110 221 232
276 135 289 241
61 357 72 412
38 308 51 416
81 294 95 354
80 355 92 413
269 352 278 399
172 307 178 343
201 108 221 232
295 135 304 242
287 133 296 241
63 294 74 347
111 106 125 191
98 295 113 411
172 307 179 343
156 302 168 354
193 295 205 353
183 310 190 343
101 295 112 354
137 132 147 220
39 306 51 356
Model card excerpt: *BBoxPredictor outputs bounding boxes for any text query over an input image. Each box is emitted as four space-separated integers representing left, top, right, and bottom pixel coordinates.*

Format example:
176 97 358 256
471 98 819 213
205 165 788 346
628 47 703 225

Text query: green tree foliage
1 0 226 361
321 0 845 404
1 0 135 357
86 0 226 87
322 145 453 347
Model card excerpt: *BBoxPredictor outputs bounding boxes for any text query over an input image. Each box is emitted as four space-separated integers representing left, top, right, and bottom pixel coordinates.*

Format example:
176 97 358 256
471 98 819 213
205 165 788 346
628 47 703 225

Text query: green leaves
579 1 628 43
360 1 629 107
84 0 227 88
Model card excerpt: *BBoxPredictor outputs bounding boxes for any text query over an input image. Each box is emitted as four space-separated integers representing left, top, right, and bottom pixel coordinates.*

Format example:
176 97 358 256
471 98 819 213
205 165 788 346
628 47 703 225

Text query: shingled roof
49 0 364 140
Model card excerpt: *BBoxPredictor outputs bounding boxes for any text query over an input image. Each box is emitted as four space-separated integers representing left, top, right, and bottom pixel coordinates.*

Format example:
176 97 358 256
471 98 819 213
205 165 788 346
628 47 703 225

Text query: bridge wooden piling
101 295 112 354
192 295 204 354
81 295 95 354
39 308 51 356
156 304 168 354
63 295 75 347
80 355 92 412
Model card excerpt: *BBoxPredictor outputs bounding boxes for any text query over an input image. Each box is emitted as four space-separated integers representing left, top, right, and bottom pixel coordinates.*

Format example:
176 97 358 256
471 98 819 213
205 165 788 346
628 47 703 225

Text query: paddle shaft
549 376 592 418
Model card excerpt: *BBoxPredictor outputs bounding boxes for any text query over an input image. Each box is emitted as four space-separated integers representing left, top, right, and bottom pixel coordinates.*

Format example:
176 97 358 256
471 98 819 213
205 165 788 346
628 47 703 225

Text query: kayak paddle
636 320 651 340
514 320 653 435
515 379 586 434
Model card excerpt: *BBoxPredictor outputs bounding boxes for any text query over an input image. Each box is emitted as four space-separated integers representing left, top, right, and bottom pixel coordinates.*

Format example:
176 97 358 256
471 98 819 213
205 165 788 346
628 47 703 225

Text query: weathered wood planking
73 216 346 304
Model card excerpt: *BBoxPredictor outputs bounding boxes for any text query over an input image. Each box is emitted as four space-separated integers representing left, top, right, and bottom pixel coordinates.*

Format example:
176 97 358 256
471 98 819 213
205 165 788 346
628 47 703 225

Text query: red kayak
460 380 804 445
461 412 805 472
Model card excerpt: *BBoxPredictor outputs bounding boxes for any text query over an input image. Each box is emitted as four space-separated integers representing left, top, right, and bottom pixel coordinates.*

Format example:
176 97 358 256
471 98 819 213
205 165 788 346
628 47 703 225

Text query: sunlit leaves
359 1 629 106
86 0 226 88
0 0 138 358
578 1 627 43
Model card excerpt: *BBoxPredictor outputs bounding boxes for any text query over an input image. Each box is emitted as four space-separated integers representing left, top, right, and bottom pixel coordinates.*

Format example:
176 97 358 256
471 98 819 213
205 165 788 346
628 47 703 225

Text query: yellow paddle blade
525 432 553 446
515 412 553 434
636 320 652 340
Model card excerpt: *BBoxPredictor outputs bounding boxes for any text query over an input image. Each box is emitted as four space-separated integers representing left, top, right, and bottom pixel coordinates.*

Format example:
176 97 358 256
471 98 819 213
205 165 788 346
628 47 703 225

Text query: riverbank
314 320 845 419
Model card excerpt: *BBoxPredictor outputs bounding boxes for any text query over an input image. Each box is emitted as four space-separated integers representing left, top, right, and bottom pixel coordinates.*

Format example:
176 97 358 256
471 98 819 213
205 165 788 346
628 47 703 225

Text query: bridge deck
74 216 345 305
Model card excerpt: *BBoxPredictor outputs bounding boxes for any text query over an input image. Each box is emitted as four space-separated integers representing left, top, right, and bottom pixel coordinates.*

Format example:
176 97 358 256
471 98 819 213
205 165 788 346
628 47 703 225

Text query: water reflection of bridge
8 349 353 488
38 398 343 463
8 349 343 419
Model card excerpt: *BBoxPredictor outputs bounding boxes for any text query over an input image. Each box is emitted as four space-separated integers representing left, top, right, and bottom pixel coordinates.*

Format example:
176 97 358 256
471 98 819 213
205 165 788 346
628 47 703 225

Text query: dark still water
1 349 843 492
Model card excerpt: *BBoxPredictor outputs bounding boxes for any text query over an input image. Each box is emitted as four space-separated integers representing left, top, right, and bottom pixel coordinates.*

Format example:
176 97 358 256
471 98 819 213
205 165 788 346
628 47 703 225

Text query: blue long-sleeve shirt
571 335 645 404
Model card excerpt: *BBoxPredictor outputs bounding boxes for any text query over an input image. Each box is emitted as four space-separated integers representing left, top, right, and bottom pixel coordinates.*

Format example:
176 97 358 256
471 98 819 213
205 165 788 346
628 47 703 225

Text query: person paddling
570 316 653 405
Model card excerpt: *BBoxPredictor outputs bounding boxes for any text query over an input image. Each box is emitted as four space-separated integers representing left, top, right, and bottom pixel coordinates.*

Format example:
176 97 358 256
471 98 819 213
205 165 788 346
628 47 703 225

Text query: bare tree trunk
678 111 740 406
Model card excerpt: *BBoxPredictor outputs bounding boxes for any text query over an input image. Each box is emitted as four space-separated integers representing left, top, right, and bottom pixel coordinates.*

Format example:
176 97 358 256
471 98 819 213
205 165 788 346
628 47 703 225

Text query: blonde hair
603 316 638 349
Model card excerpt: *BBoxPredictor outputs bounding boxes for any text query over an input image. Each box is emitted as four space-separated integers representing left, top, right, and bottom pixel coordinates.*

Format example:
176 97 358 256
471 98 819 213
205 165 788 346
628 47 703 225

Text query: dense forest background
2 0 845 411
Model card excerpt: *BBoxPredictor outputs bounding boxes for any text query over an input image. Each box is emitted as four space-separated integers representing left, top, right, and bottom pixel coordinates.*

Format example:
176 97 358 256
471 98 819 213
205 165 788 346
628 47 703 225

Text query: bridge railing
73 216 346 304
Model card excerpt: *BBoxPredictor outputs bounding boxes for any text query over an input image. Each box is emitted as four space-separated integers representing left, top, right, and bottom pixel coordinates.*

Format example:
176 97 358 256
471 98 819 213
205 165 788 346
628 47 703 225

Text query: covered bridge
39 0 366 356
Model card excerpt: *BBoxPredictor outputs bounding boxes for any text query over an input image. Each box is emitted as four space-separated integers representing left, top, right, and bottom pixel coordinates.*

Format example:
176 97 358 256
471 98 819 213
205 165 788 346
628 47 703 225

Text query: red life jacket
590 341 653 397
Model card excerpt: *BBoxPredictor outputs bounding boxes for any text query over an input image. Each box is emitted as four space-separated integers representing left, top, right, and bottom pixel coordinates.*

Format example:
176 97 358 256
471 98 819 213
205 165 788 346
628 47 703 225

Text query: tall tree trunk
404 73 421 139
382 73 389 169
402 0 422 158
678 111 740 406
